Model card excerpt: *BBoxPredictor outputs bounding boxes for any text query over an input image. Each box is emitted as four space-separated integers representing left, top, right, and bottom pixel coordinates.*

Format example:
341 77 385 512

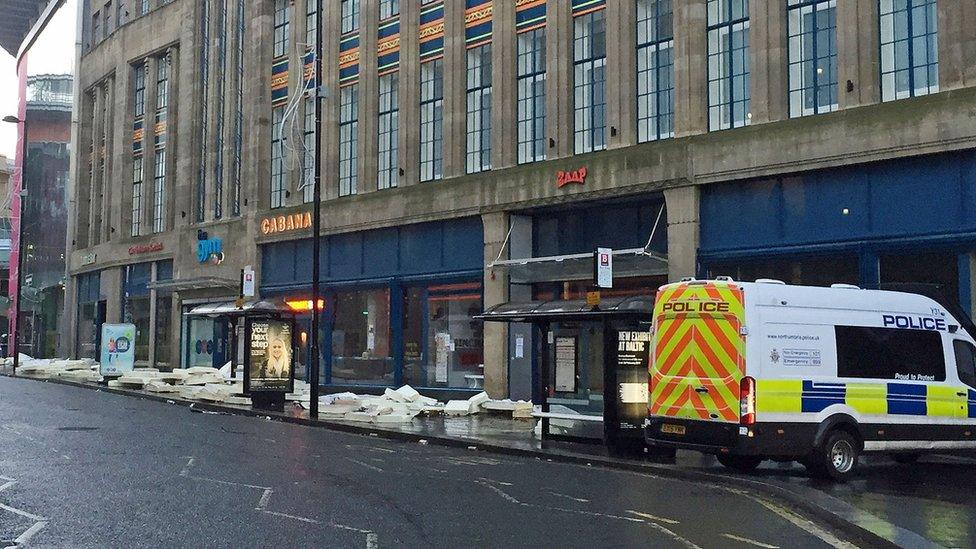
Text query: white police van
645 279 976 480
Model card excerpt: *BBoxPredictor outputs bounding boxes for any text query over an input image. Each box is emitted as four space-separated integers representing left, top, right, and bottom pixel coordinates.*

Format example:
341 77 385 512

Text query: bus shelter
479 295 659 453
183 299 297 380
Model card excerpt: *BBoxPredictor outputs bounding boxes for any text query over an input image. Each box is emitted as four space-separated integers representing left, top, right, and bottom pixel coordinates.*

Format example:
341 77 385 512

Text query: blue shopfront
699 149 976 313
259 217 485 398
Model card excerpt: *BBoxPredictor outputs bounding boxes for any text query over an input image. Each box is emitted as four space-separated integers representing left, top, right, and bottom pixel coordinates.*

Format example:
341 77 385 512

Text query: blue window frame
788 0 838 117
517 27 546 164
879 0 938 102
573 9 607 154
273 0 290 58
420 59 444 182
378 72 399 189
380 0 399 20
341 0 360 34
465 44 492 174
339 85 359 196
636 0 674 142
707 0 750 130
270 106 288 207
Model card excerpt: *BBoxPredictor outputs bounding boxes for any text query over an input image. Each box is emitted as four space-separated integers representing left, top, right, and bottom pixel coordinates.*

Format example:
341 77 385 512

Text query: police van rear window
835 326 946 382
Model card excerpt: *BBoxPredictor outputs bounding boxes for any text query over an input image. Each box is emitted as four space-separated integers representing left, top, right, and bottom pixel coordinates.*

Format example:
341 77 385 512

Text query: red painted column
8 53 28 358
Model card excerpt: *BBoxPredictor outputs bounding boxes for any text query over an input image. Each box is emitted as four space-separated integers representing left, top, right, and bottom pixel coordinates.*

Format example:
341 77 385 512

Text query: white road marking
626 510 680 525
346 458 385 473
0 475 49 545
256 489 273 511
722 533 780 548
741 494 856 549
262 509 320 524
478 477 513 486
333 523 379 549
14 521 48 545
548 491 590 503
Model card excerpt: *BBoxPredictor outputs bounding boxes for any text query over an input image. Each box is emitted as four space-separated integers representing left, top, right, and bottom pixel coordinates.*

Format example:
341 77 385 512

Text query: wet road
0 376 855 548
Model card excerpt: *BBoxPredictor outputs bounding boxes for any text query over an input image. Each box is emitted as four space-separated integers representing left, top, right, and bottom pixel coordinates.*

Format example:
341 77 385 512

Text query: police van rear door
650 281 746 423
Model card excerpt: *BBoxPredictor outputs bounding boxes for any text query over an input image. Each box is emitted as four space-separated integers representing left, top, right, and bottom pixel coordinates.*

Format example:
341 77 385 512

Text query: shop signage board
260 211 313 235
99 323 137 377
594 247 613 288
244 318 296 394
556 167 587 188
128 242 164 255
80 252 97 266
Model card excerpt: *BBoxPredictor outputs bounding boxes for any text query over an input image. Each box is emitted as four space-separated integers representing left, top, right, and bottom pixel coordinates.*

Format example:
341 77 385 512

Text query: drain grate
57 426 99 432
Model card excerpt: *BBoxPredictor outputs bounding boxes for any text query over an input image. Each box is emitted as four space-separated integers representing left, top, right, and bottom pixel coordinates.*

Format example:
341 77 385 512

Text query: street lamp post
308 0 323 417
3 114 27 375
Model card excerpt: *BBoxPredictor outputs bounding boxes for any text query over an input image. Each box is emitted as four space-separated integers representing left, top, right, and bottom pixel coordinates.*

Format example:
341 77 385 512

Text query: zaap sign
197 238 224 264
261 212 312 235
557 167 587 188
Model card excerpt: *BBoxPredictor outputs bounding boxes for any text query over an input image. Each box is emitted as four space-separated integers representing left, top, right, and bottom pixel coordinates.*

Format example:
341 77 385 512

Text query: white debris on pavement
10 357 534 423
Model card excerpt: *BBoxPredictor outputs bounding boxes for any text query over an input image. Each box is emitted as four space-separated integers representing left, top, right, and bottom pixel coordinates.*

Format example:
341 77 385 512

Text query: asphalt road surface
0 376 856 548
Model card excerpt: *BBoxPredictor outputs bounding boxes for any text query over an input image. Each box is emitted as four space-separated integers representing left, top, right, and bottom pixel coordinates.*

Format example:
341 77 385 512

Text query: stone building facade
67 0 976 404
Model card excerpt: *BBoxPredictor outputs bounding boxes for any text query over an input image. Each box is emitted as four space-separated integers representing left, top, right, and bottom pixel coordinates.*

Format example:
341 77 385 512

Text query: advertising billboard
245 318 294 393
99 323 137 376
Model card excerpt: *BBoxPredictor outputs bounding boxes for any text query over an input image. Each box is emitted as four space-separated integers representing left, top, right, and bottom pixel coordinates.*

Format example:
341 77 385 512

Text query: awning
148 276 239 292
477 294 655 323
488 248 668 284
183 299 296 318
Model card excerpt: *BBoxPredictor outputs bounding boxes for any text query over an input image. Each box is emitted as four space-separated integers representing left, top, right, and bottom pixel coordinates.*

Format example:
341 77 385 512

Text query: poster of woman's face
248 320 293 391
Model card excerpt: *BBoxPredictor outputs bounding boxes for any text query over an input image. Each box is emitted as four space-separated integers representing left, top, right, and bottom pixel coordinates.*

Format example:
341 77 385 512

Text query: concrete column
482 211 509 399
144 55 160 232
548 0 573 158
359 0 380 193
837 0 880 109
673 0 708 137
103 267 122 324
749 0 788 124
74 92 93 249
938 0 976 91
101 76 116 243
322 0 342 200
607 0 637 149
664 185 699 282
164 49 179 232
399 0 420 187
88 85 105 246
491 0 517 169
442 0 465 178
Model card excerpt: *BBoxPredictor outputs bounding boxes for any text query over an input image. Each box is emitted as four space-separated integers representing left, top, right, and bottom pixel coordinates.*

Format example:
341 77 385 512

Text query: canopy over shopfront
478 295 658 452
488 248 668 284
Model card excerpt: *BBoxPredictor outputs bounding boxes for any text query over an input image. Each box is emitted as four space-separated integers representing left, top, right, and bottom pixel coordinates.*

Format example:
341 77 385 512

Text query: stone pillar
607 0 637 149
103 267 123 324
398 0 420 187
548 0 574 158
664 185 699 282
673 0 708 137
749 0 788 123
101 76 116 243
442 0 465 179
837 0 880 108
938 0 976 91
88 86 105 246
359 0 380 193
482 211 510 399
322 0 342 200
491 0 517 169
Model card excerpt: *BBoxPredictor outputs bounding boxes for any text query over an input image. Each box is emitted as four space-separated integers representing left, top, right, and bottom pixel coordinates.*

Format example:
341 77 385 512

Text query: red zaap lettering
661 302 730 313
557 167 587 188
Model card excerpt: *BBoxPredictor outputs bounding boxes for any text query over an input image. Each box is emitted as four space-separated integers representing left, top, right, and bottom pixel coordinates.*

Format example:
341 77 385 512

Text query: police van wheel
809 431 860 481
717 454 763 472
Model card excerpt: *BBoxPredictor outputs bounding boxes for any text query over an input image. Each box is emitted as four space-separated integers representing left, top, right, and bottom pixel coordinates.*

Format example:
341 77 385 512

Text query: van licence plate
661 424 686 435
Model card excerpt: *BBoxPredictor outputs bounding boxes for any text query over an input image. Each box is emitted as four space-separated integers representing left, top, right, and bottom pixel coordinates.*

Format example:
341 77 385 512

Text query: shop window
332 288 393 385
836 325 945 381
122 263 152 362
403 283 484 389
187 316 215 368
707 255 858 287
154 260 173 369
76 272 101 359
880 251 958 301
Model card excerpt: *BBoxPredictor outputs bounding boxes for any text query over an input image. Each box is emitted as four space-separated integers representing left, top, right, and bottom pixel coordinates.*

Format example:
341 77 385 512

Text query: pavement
0 375 862 548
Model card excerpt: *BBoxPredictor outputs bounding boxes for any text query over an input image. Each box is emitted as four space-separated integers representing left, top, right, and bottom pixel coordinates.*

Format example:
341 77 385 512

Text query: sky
0 0 78 160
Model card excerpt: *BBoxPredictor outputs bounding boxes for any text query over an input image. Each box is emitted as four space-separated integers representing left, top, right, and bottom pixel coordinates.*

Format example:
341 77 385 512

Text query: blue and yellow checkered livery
758 380 976 418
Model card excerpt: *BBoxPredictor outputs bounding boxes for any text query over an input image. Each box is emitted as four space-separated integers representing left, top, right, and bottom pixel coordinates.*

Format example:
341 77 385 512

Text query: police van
644 278 976 480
